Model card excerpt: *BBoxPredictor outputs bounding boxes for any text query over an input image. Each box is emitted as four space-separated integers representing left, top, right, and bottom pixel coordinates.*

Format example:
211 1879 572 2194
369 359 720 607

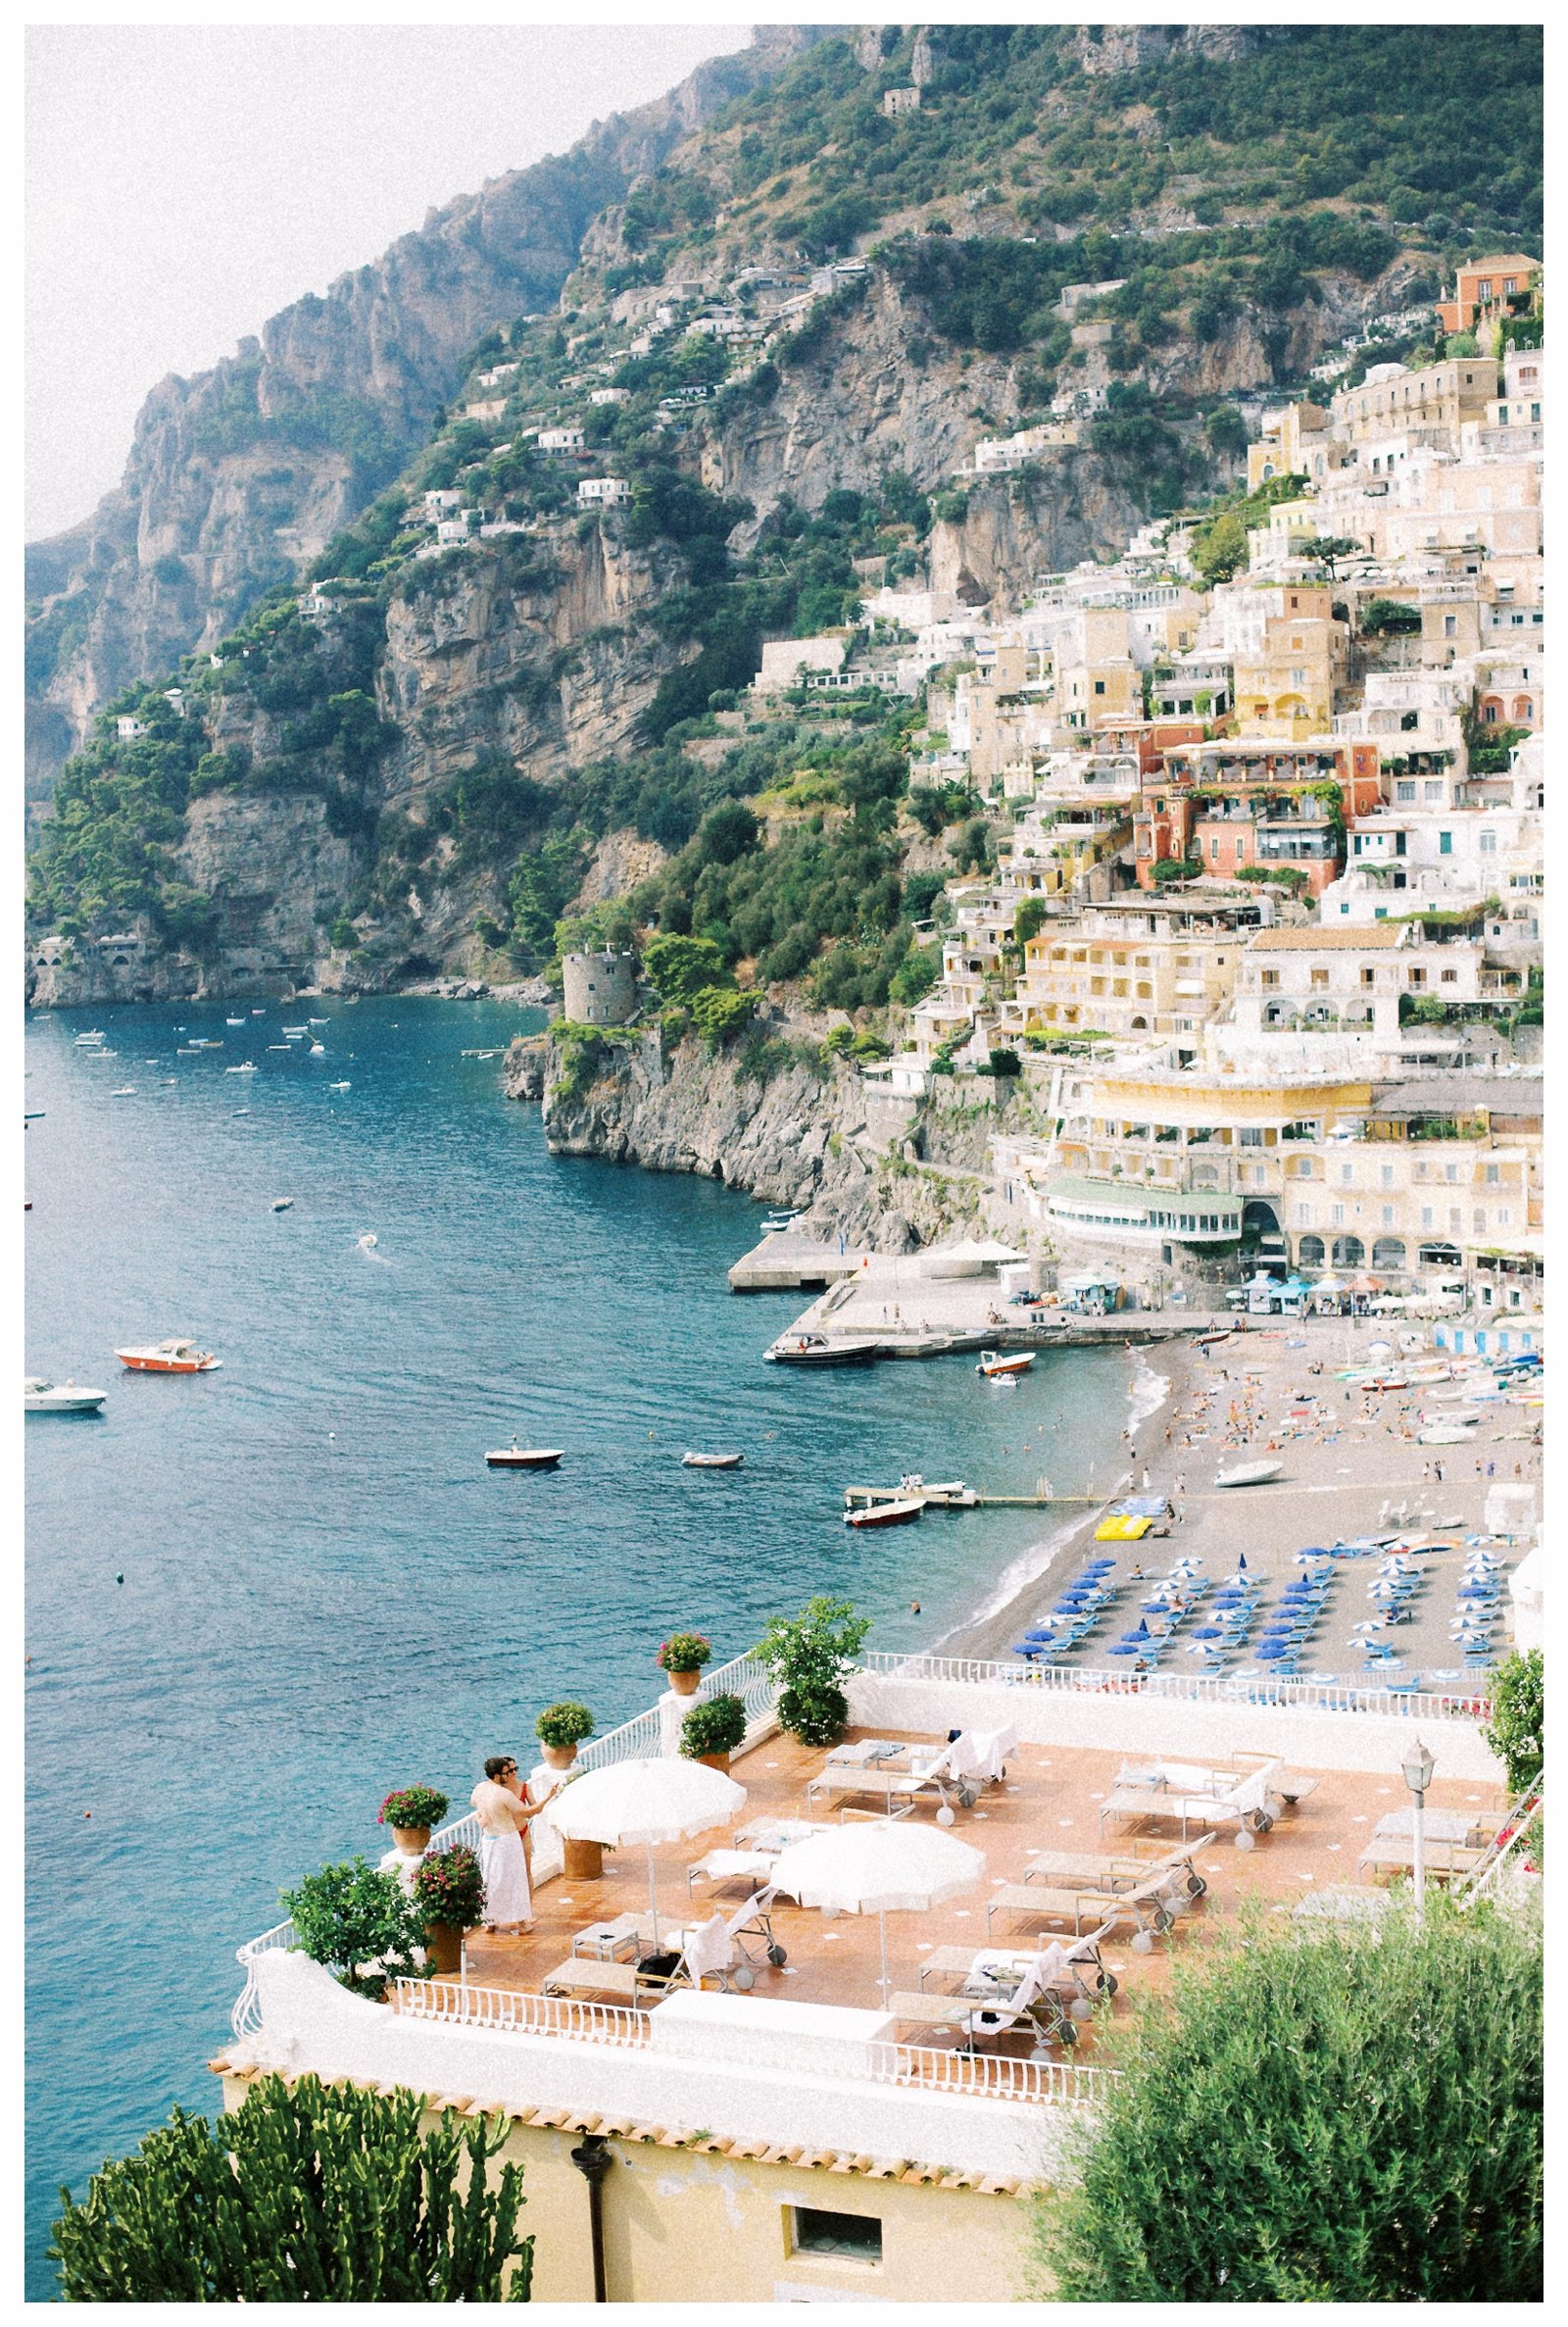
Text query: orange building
1436 254 1541 338
1133 739 1381 901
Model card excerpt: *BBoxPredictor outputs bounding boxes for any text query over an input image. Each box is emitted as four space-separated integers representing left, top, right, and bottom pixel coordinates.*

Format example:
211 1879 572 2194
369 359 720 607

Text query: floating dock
843 1485 1099 1512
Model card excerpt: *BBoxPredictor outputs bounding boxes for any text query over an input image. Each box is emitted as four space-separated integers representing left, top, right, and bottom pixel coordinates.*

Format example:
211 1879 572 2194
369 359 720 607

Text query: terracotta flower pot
564 1837 604 1881
694 1751 731 1773
426 1921 465 1975
391 1824 431 1856
666 1668 702 1697
541 1743 578 1771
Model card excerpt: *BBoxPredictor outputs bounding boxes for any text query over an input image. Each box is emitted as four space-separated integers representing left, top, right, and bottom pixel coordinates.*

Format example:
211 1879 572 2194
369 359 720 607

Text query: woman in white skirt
469 1755 538 1933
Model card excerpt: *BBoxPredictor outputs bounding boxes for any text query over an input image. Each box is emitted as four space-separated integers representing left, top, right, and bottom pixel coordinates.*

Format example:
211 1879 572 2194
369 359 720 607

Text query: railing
866 2041 1108 2107
395 1977 653 2049
1456 1768 1543 1906
232 1918 301 2038
861 1651 1493 1725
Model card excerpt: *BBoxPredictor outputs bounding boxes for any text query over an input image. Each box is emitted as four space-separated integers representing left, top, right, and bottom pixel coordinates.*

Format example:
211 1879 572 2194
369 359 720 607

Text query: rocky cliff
24 26 827 788
520 1017 1044 1251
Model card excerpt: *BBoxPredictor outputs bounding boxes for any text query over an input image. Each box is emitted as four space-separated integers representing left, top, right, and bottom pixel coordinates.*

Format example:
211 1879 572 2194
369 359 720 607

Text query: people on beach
470 1756 538 1934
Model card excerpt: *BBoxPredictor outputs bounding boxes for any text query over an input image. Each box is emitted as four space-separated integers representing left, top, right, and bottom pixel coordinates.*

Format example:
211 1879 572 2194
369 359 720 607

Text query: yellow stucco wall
219 2076 1034 2303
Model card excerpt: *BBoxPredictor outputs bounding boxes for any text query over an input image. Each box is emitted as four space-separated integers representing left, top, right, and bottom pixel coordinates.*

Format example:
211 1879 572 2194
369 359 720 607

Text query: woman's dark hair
483 1755 514 1781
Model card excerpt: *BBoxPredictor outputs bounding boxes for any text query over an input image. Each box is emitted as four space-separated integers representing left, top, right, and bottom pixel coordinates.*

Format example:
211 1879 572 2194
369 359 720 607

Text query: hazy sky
25 23 751 541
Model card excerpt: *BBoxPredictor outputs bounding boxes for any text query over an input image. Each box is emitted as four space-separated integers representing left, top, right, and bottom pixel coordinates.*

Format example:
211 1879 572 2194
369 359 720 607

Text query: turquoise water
24 998 1128 2292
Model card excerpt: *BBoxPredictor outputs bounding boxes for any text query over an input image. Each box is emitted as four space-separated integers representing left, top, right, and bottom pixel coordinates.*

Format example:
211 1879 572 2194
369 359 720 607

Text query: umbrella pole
647 1841 659 1926
879 1909 890 2005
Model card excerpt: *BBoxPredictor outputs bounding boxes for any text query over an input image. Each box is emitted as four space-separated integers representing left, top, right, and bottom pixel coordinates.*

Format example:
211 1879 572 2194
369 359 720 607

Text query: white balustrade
395 1976 652 2049
861 1650 1492 1725
865 2041 1107 2107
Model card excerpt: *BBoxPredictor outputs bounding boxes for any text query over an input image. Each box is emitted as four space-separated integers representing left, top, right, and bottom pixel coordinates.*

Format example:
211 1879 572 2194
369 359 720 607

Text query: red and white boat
976 1349 1035 1379
844 1496 924 1529
116 1339 221 1373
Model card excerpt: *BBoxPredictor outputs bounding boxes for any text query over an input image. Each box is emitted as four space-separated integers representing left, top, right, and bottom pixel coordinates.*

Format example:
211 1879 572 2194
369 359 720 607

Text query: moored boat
485 1443 564 1470
270 1197 294 1213
116 1339 221 1374
976 1349 1034 1378
765 1332 881 1366
844 1496 924 1528
1213 1458 1283 1488
682 1452 745 1469
25 1378 107 1414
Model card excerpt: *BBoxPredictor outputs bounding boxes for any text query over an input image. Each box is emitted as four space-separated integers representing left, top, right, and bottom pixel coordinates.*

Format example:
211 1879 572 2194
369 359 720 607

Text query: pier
843 1485 1100 1512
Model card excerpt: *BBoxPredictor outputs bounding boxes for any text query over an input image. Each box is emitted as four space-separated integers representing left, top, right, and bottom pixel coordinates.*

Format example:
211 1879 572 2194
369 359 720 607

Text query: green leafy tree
1484 1650 1544 1795
1032 1900 1542 2302
644 930 729 1005
753 1595 871 1747
50 2073 533 2301
281 1857 425 1999
687 984 759 1048
1012 896 1049 947
1301 533 1363 580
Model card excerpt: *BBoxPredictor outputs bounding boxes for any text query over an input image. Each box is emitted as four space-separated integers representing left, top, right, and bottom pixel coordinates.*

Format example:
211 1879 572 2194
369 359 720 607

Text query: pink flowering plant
412 1844 486 1932
656 1631 712 1675
377 1786 450 1829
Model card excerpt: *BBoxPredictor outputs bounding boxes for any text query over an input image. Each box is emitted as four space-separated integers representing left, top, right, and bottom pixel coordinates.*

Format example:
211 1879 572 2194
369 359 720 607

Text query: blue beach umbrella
1193 1625 1225 1640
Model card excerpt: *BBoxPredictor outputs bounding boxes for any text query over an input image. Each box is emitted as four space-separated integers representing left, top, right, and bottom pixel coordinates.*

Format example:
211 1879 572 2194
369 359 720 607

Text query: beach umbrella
539 1756 746 1919
771 1822 983 2005
1235 1554 1249 1572
1193 1625 1225 1640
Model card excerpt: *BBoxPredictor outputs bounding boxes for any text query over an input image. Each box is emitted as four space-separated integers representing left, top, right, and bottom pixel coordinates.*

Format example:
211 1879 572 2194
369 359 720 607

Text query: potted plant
282 1858 424 2000
412 1844 486 1975
656 1631 712 1698
534 1701 595 1772
377 1784 450 1857
680 1692 748 1772
754 1596 872 1747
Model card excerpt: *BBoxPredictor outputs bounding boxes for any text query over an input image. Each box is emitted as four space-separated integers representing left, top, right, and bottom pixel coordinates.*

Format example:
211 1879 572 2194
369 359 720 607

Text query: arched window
1333 1235 1365 1267
1480 697 1502 725
1513 697 1534 721
1372 1237 1406 1269
1298 1234 1326 1265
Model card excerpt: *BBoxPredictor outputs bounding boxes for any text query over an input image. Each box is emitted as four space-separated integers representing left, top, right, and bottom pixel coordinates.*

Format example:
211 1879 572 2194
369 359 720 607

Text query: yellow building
1330 354 1499 451
1015 901 1255 1042
1247 399 1341 491
1232 589 1348 735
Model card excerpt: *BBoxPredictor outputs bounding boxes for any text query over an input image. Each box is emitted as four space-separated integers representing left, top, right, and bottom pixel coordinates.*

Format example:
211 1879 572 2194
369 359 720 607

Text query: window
1421 1206 1434 1228
1423 780 1445 802
1439 831 1452 855
1479 830 1497 856
790 2210 883 2263
1340 1163 1353 1185
1444 615 1457 637
1331 1204 1345 1227
1485 1164 1500 1185
1295 1203 1313 1227
1239 1126 1263 1148
1441 967 1458 983
1383 1206 1396 1227
1381 1165 1395 1188
1396 781 1416 802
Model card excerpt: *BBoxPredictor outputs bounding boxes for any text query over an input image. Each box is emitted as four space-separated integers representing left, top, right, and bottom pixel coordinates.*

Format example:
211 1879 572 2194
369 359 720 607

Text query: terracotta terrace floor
437 1728 1505 2063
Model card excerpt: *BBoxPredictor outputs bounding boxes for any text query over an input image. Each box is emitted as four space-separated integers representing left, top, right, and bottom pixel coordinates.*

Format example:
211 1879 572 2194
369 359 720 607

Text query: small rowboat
1213 1458 1283 1489
485 1443 564 1470
977 1350 1034 1379
116 1340 221 1373
682 1452 744 1469
844 1496 924 1529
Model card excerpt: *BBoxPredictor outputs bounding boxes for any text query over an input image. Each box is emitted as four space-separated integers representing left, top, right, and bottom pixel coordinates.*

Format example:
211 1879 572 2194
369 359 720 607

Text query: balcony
228 1655 1503 2176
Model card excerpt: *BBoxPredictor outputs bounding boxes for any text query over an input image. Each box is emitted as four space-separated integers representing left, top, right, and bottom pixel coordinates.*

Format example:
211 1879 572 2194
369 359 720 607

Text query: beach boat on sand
1418 1420 1480 1445
977 1349 1034 1379
682 1451 744 1469
25 1377 107 1414
844 1496 924 1529
116 1339 221 1373
485 1442 564 1470
1213 1458 1283 1488
765 1332 881 1366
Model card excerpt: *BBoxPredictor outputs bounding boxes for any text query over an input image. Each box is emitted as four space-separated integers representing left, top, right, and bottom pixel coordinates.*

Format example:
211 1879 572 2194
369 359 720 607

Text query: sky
24 22 752 542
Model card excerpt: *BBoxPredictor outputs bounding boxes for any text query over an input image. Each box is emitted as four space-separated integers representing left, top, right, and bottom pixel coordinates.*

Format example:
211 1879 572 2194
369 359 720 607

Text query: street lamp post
1401 1734 1436 1926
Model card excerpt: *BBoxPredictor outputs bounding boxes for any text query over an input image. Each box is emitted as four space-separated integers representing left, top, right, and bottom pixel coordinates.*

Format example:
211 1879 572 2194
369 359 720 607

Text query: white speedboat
844 1496 923 1529
485 1443 564 1470
270 1197 294 1213
327 1081 352 1092
682 1451 744 1469
116 1339 221 1373
1213 1458 1283 1488
977 1350 1034 1378
226 1016 247 1026
282 1025 310 1036
309 1043 325 1055
25 1377 107 1414
225 1063 258 1074
74 1030 105 1045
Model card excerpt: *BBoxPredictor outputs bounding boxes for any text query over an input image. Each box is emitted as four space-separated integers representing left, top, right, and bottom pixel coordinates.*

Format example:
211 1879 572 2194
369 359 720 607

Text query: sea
24 997 1132 2292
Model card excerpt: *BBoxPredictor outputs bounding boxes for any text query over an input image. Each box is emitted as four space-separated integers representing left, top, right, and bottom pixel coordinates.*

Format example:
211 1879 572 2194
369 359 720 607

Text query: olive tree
50 2072 534 2301
1029 1899 1542 2302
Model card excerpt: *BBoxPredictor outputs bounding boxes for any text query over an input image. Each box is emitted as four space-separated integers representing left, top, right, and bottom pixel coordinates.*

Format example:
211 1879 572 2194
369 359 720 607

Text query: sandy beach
945 1314 1540 1684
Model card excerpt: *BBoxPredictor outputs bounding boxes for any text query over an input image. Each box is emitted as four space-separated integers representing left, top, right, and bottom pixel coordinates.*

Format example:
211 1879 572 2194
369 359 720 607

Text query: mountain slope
25 23 1541 1010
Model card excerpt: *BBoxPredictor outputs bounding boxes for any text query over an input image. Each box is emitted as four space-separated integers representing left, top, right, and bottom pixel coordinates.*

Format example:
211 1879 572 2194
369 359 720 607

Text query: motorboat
116 1339 221 1373
74 1030 105 1044
226 1016 247 1026
485 1443 564 1470
225 1063 258 1073
327 1081 352 1092
310 1043 326 1055
309 1017 328 1025
111 1087 136 1097
977 1350 1034 1378
282 1026 310 1036
844 1496 924 1529
1213 1458 1284 1488
682 1452 745 1469
765 1332 880 1366
270 1198 294 1213
897 1476 975 1506
25 1377 107 1414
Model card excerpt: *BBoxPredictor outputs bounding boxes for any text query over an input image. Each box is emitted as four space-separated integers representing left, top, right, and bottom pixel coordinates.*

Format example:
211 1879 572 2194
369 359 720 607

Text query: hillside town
736 260 1544 1322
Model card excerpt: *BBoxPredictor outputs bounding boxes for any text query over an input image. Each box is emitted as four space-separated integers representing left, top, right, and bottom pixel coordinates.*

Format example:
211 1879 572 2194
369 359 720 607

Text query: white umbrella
771 1822 984 2005
539 1757 746 1918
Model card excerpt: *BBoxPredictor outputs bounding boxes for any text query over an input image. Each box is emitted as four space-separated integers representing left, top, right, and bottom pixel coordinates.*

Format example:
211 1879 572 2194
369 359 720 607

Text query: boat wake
357 1232 391 1265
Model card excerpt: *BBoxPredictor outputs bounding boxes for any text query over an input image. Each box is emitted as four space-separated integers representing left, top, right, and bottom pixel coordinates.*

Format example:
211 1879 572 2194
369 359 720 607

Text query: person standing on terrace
470 1756 538 1934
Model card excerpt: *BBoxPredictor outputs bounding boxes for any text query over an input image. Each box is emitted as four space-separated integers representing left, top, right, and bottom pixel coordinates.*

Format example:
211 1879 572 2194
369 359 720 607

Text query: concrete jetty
728 1234 865 1292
